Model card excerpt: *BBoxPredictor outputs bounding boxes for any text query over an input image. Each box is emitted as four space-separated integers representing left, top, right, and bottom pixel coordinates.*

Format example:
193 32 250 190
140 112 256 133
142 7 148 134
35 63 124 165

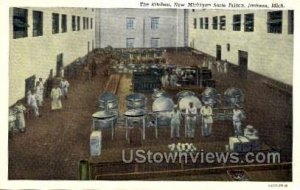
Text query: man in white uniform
36 81 44 106
216 59 221 73
200 102 213 137
169 73 178 87
51 84 62 110
15 100 26 132
233 104 245 136
170 105 182 138
224 59 228 74
28 90 40 117
60 78 70 99
208 59 212 70
185 102 197 139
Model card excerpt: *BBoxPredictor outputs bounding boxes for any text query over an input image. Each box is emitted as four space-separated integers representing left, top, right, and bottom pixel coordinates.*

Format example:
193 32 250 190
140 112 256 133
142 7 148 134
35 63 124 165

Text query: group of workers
13 76 70 133
169 102 245 139
202 58 229 74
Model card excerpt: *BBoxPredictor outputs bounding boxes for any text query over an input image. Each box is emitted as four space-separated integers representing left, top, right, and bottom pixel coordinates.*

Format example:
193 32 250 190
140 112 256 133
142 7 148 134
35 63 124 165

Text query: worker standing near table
232 104 246 136
36 81 44 107
224 59 228 74
170 105 182 139
51 84 63 110
185 102 197 139
60 78 70 99
28 89 40 117
15 100 26 132
200 102 213 137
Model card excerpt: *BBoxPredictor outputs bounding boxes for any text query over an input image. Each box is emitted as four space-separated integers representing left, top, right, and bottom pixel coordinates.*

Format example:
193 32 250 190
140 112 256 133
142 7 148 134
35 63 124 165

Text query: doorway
216 45 221 61
56 53 63 77
25 75 36 96
238 50 248 78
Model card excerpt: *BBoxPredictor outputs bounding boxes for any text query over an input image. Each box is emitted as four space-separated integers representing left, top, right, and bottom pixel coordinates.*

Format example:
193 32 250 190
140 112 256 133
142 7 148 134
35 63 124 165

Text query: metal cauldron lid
179 95 202 110
224 87 244 97
176 90 196 100
92 110 116 119
126 93 146 101
152 89 169 100
152 97 174 112
124 109 146 117
202 87 219 97
99 92 117 101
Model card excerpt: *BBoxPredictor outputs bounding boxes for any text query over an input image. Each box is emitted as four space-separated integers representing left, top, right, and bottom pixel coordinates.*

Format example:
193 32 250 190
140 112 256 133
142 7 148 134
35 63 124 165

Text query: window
52 13 59 34
87 17 89 29
219 16 226 30
193 18 197 29
151 38 160 48
126 38 135 48
83 17 85 30
288 10 294 34
233 14 241 31
212 16 218 30
91 18 93 29
77 16 80 31
72 15 76 31
33 11 43 37
61 14 67 33
267 11 282 34
204 17 209 29
126 17 136 30
244 13 254 32
151 17 159 30
227 43 230 51
200 18 203 29
13 8 28 39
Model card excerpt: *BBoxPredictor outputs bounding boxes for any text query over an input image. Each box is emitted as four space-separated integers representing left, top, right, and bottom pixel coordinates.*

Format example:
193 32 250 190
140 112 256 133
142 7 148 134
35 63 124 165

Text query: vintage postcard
1 0 299 189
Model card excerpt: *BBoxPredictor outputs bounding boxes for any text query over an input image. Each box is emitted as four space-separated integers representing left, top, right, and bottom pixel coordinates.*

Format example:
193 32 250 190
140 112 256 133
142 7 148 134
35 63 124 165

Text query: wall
95 8 186 48
9 7 95 106
189 9 293 85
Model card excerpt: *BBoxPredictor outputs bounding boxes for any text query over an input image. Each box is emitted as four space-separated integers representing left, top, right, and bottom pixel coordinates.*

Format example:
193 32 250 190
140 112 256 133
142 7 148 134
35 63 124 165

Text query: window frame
77 16 80 31
204 17 209 29
244 13 254 32
212 16 218 30
151 38 160 48
232 14 241 31
61 14 67 33
288 10 294 34
72 15 76 31
126 38 135 48
13 8 28 39
151 17 160 30
267 11 282 34
126 17 136 30
219 16 226 30
32 10 43 37
200 18 203 29
52 13 59 34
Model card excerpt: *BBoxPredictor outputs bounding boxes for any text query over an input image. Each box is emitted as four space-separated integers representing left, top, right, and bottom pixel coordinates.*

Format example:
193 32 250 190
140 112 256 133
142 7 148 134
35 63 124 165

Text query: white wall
189 9 293 85
96 8 185 48
9 7 95 106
